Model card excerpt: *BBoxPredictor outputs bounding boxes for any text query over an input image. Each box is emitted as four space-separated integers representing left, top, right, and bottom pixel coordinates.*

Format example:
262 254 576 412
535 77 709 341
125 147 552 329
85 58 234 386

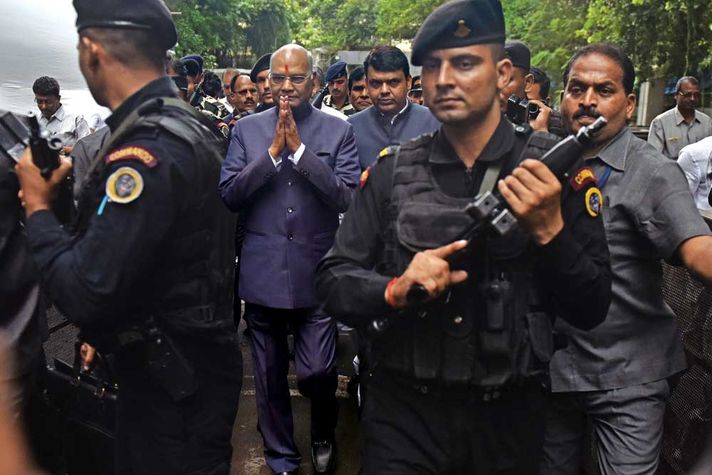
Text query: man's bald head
270 44 314 73
269 44 315 109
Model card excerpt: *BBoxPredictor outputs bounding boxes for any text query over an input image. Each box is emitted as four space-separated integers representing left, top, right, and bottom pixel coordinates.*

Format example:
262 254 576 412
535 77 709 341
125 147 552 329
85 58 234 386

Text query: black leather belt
377 369 530 404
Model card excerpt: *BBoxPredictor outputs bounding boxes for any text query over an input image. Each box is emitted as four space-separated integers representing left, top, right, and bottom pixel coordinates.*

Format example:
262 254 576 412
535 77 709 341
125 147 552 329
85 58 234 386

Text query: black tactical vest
373 130 558 388
75 98 236 339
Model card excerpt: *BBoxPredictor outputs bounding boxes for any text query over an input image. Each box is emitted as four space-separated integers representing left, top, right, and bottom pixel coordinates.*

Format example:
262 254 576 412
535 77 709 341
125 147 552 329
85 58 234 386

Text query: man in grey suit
347 45 440 170
219 44 360 475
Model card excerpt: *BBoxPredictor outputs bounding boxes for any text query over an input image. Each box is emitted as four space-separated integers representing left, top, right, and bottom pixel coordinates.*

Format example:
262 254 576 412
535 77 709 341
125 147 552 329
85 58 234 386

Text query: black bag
44 347 118 475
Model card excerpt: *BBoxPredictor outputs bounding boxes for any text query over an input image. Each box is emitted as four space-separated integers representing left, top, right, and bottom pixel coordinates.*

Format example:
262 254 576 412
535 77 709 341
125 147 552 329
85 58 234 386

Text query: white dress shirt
677 135 712 211
38 104 90 148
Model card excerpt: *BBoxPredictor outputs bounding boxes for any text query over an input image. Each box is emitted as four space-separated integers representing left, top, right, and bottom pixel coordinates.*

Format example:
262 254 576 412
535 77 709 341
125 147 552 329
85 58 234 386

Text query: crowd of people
3 0 712 474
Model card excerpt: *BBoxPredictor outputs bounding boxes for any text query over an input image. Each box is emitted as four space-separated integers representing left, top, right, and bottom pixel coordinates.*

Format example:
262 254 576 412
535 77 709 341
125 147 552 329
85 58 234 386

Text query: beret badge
454 19 471 38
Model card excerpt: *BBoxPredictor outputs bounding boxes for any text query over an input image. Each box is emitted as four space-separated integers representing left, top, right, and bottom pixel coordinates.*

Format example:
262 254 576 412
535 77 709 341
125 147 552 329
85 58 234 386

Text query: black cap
74 0 178 51
411 0 506 66
182 59 201 78
180 54 204 73
505 40 531 71
325 61 348 83
250 53 272 83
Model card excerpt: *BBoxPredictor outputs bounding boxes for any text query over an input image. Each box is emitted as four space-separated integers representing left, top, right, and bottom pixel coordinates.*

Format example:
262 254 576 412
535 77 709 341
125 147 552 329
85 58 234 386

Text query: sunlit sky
0 0 107 117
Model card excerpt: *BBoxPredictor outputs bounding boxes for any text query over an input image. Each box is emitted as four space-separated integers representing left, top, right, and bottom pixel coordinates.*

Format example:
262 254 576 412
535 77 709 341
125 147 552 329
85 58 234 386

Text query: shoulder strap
478 161 503 196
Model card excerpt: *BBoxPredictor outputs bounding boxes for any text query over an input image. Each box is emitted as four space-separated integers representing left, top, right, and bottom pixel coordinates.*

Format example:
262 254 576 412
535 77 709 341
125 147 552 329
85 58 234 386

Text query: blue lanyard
597 165 613 188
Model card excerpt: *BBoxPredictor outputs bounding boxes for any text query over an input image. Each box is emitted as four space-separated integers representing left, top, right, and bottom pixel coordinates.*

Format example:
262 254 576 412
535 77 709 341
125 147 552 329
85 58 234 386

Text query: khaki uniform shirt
648 107 712 159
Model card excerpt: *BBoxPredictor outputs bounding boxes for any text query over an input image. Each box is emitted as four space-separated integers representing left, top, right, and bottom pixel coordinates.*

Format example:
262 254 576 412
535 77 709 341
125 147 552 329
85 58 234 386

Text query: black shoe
311 439 336 474
274 471 298 475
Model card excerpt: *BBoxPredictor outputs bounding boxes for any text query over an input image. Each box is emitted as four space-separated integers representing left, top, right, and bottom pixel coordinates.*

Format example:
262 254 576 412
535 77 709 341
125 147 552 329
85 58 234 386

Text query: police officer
322 61 356 116
250 52 275 113
15 1 241 473
316 0 611 473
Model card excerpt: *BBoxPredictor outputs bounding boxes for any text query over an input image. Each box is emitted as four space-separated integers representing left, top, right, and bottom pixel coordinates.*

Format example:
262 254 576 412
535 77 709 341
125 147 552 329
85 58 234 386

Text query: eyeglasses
34 97 59 105
270 74 308 85
678 91 701 99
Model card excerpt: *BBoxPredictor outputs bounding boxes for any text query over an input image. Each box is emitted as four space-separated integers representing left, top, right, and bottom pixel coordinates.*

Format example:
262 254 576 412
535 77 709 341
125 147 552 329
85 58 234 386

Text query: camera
505 94 540 125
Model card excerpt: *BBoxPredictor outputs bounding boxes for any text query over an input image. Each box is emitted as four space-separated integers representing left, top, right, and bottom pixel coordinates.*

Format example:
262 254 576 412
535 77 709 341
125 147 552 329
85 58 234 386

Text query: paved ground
43 307 362 475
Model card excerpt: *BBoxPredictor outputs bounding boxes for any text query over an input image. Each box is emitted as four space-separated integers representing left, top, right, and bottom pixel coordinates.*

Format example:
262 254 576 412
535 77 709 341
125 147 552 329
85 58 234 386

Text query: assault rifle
0 109 75 223
371 116 608 333
0 109 63 174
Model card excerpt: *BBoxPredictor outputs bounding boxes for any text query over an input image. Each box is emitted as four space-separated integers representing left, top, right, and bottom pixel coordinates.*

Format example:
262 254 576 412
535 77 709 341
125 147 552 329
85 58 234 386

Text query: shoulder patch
106 166 144 204
359 167 371 189
570 166 597 191
378 146 399 160
585 187 603 218
105 145 158 168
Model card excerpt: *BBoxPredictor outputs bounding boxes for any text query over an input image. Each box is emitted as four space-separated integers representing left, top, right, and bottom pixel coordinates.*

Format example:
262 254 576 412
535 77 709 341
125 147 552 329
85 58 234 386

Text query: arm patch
569 166 596 191
105 145 159 168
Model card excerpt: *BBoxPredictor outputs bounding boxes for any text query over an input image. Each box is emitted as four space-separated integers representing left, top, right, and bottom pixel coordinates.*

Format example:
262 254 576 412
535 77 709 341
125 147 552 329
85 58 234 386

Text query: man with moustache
221 68 239 112
230 74 257 115
542 44 712 475
348 66 372 113
251 52 275 113
14 0 241 472
32 76 90 155
323 61 356 116
220 44 360 475
316 0 611 472
347 45 439 170
222 73 258 128
648 76 712 160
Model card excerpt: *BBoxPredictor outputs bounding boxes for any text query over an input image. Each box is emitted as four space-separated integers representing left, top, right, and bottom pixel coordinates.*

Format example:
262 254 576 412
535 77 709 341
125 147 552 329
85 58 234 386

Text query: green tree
166 0 292 68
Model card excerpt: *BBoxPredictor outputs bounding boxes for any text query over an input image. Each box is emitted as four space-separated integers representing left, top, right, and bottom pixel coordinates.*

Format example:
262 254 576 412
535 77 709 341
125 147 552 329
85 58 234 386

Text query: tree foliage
167 0 712 84
166 0 292 68
505 0 712 88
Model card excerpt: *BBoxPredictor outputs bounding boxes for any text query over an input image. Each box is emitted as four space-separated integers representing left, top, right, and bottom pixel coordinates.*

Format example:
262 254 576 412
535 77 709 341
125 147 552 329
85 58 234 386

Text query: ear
523 73 534 92
80 35 102 71
625 93 637 121
496 58 513 92
406 75 412 91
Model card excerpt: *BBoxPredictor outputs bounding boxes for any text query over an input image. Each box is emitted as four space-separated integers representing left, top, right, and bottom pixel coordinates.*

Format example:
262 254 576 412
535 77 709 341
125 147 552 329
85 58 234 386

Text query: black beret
505 40 531 71
74 0 177 51
250 53 272 83
182 59 201 78
325 61 348 83
181 54 204 72
411 0 506 66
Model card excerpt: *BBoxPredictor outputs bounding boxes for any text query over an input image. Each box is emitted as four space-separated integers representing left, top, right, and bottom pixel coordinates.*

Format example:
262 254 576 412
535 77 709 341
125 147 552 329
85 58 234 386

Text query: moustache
572 107 602 120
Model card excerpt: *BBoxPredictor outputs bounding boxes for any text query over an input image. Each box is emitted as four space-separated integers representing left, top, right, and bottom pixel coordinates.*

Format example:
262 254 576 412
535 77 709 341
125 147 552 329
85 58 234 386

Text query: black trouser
360 369 547 475
115 338 242 475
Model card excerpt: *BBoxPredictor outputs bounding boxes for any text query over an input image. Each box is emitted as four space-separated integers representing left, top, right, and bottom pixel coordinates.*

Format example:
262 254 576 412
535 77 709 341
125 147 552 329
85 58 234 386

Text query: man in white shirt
677 135 712 211
32 76 90 155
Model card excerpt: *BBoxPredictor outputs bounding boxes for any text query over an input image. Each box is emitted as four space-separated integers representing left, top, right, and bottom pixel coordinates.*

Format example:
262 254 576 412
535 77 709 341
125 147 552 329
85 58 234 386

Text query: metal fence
659 211 712 473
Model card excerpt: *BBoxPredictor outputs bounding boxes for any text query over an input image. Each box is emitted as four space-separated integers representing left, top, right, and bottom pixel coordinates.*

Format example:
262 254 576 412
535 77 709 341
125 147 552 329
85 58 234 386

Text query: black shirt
317 117 611 331
25 77 236 342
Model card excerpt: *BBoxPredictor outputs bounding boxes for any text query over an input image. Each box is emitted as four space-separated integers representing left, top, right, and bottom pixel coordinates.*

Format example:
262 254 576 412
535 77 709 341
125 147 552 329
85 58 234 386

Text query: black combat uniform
23 1 242 473
27 76 242 475
317 111 611 472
